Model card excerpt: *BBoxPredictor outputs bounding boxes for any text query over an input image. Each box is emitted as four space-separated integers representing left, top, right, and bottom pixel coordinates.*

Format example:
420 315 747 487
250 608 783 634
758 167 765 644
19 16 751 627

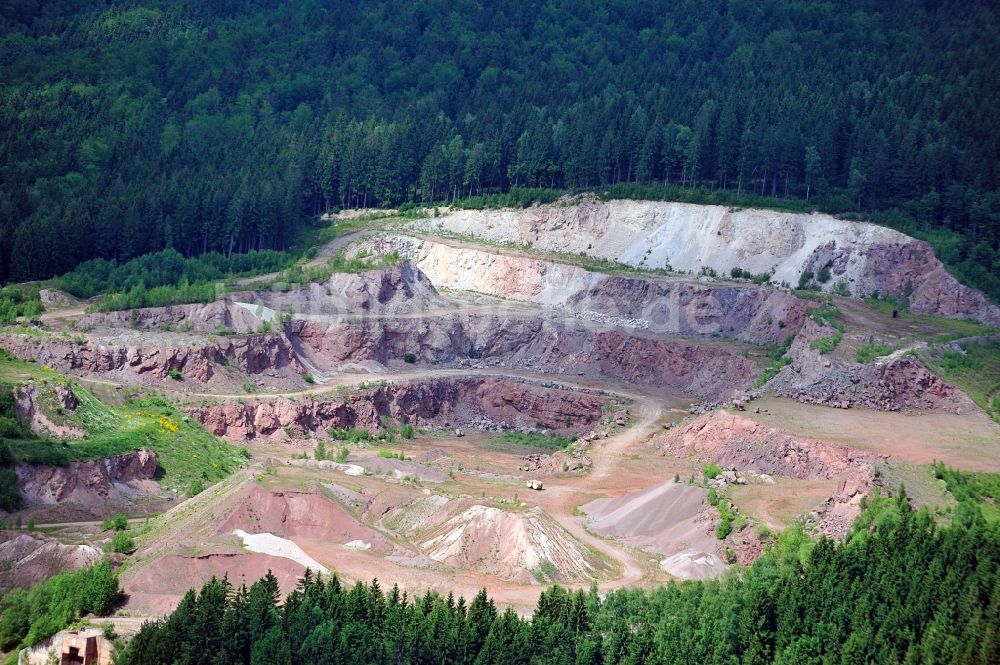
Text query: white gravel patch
233 529 330 574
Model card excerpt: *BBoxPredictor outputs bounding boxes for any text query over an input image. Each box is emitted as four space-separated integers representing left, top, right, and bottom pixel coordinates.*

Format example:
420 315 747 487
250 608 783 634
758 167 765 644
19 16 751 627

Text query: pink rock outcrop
1 333 299 383
16 448 159 506
187 377 608 441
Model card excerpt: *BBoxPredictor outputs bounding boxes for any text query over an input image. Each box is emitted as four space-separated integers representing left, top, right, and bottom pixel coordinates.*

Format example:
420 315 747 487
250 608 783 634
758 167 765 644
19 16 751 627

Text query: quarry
2 195 998 638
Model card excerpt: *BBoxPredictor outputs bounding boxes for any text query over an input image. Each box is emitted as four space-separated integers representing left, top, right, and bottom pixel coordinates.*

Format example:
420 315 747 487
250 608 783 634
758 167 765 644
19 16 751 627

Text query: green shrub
0 468 21 512
399 423 415 439
335 446 349 463
303 373 315 384
0 286 43 323
167 369 183 380
187 479 204 497
492 430 575 450
378 449 407 460
0 560 119 650
703 462 721 480
403 353 417 364
314 440 326 461
716 515 734 539
109 531 135 554
101 514 129 532
856 339 895 364
327 427 373 443
810 330 844 354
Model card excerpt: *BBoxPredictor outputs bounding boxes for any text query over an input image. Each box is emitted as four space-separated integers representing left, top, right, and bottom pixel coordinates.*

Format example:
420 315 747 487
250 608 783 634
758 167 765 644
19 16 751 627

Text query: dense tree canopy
2 0 999 299
115 495 1000 665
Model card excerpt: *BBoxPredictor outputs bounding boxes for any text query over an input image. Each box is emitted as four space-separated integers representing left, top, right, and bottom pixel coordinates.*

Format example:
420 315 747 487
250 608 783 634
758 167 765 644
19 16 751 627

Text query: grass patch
276 249 402 287
932 462 1000 523
327 427 374 443
491 430 575 451
923 338 1000 423
809 330 844 354
755 335 794 387
531 559 559 583
0 368 242 494
856 338 896 364
377 449 408 461
807 300 842 328
805 300 845 354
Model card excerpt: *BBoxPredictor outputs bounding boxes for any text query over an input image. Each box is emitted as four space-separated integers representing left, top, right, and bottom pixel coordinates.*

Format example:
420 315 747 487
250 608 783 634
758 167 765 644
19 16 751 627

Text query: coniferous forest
2 0 1000 300
115 497 1000 665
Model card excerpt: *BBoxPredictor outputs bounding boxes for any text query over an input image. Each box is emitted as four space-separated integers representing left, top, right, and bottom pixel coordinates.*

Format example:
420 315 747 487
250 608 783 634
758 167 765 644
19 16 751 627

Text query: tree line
2 0 999 301
116 492 999 665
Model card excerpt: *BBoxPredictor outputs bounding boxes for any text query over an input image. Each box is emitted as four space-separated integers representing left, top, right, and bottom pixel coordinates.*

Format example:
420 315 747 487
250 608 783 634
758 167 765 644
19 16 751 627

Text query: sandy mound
383 494 453 533
0 532 101 590
38 288 78 309
659 550 725 580
581 481 724 579
123 552 305 615
420 504 609 584
219 485 385 548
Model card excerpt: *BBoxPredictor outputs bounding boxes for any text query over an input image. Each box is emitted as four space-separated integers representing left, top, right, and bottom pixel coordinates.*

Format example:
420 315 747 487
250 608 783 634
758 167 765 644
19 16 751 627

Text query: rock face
260 260 446 316
411 196 1000 325
771 319 973 413
380 235 807 345
16 448 159 506
1 332 299 383
13 383 86 439
187 377 607 441
810 474 876 540
291 314 756 399
76 297 262 333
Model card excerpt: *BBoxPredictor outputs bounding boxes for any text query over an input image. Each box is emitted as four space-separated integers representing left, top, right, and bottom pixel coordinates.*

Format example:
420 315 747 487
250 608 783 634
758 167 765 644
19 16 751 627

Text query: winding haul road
69 361 673 608
28 223 687 612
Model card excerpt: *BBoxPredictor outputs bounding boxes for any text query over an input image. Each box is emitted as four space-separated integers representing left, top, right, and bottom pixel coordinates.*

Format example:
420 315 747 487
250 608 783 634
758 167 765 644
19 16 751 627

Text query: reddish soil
123 552 305 616
219 485 386 548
